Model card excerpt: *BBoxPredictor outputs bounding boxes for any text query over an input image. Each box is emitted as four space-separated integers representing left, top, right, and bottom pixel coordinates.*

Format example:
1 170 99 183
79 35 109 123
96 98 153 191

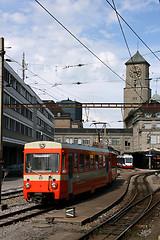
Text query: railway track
1 188 23 200
78 173 160 240
0 204 55 227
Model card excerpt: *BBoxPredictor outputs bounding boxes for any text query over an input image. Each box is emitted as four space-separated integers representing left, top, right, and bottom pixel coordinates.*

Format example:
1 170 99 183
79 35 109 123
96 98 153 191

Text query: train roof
24 141 118 154
117 154 133 158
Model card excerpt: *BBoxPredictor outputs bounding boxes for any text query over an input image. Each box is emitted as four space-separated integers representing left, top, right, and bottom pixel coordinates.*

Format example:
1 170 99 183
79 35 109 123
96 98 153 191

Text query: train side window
79 154 84 172
99 155 103 169
106 155 109 172
95 155 99 170
85 154 90 171
109 156 111 167
74 153 78 172
103 155 106 168
62 153 67 173
90 154 94 170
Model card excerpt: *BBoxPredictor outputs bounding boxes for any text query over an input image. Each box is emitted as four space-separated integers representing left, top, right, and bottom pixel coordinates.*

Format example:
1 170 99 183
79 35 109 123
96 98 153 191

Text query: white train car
117 154 133 169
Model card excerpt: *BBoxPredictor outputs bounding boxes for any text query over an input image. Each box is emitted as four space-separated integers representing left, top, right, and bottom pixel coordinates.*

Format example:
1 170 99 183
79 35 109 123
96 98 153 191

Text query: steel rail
78 173 159 240
0 205 55 227
115 188 160 240
1 188 23 200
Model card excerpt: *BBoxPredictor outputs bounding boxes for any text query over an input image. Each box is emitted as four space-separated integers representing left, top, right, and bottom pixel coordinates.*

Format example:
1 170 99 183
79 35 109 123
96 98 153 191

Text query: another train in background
117 154 133 169
23 141 118 204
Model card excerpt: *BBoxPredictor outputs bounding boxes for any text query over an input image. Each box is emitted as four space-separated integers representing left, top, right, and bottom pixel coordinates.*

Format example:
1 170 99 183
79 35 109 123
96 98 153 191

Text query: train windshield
125 158 132 163
25 153 60 173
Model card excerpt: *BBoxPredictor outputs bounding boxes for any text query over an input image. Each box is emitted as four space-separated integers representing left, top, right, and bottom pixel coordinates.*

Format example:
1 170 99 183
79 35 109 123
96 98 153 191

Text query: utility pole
22 52 25 81
103 123 107 146
90 122 110 146
0 37 4 204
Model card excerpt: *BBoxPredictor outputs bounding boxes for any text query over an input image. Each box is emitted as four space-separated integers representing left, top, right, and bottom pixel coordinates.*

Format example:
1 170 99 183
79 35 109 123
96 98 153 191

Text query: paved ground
2 176 23 192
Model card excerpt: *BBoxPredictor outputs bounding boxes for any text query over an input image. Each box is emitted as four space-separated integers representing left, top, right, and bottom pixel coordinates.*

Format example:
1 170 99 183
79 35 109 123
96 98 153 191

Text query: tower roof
125 51 150 66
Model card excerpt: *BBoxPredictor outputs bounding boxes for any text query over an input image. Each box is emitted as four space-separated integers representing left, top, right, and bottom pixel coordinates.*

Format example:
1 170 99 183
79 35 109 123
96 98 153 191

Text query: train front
23 141 63 204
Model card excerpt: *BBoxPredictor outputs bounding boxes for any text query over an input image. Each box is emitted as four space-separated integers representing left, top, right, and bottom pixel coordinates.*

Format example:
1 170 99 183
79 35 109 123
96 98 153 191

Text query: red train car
23 141 117 203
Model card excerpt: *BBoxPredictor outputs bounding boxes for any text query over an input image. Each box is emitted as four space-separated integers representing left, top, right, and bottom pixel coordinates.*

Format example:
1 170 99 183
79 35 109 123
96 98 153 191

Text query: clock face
129 66 142 78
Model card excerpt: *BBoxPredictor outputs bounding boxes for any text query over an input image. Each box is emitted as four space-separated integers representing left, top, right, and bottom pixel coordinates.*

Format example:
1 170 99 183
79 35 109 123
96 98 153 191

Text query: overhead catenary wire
35 0 125 82
111 0 144 97
5 55 92 102
111 0 133 61
105 0 160 62
35 0 144 102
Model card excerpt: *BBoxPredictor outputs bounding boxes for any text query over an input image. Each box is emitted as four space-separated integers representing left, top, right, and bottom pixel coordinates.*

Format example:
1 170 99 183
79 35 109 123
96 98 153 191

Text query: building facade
54 128 133 155
3 61 55 166
56 99 83 128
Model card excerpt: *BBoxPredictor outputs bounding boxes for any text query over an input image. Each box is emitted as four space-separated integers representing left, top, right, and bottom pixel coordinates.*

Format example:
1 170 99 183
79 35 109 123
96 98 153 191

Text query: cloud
1 0 159 127
2 12 28 24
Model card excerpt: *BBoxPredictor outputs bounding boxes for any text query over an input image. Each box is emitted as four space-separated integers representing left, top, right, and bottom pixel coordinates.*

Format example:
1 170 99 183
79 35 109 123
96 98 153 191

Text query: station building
54 51 160 169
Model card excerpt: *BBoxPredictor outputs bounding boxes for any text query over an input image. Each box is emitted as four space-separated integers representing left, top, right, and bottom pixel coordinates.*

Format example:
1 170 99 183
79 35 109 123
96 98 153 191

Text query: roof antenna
137 41 139 52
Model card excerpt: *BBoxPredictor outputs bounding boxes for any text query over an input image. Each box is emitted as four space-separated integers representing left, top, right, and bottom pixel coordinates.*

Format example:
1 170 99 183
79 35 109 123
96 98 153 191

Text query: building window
21 125 25 135
66 137 73 144
3 116 9 129
16 122 21 133
74 137 82 144
156 113 160 118
108 138 112 145
83 138 90 145
112 138 120 145
4 92 10 105
78 138 82 144
145 113 152 118
157 124 160 129
157 135 160 144
144 123 151 129
125 138 130 147
28 128 32 137
151 135 156 144
55 137 61 143
132 97 137 100
10 119 15 131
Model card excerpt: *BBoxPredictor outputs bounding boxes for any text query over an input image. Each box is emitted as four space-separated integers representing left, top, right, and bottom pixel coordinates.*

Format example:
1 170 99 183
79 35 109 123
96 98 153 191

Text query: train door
68 153 73 199
108 155 112 183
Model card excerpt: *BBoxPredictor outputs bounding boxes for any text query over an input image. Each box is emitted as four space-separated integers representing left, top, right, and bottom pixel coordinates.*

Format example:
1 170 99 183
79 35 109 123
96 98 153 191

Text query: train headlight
51 182 58 189
25 182 31 189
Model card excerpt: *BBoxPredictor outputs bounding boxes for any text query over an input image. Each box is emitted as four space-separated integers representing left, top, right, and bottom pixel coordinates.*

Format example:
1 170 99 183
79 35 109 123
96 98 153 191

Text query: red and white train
23 141 118 203
117 154 133 169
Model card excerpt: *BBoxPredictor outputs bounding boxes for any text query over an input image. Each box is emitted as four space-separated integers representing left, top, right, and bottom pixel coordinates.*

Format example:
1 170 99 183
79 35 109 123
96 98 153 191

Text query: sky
1 0 160 128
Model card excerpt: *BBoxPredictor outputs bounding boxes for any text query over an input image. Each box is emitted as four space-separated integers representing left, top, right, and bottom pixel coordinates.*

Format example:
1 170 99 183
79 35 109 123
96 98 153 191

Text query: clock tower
124 51 151 122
